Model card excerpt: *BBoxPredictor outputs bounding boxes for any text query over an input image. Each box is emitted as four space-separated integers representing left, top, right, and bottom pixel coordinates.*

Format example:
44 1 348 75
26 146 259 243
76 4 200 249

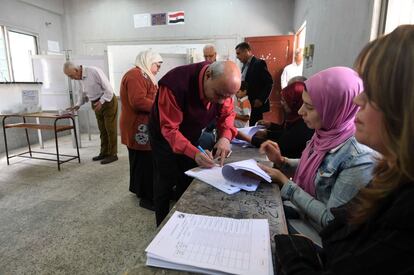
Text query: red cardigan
120 67 157 151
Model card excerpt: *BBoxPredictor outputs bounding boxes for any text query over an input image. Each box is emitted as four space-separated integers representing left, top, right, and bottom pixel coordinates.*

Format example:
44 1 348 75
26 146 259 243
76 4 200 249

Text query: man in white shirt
280 48 303 89
64 62 118 164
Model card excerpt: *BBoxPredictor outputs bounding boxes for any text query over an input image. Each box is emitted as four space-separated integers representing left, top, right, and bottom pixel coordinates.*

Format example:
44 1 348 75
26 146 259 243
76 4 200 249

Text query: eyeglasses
214 90 234 101
155 63 162 69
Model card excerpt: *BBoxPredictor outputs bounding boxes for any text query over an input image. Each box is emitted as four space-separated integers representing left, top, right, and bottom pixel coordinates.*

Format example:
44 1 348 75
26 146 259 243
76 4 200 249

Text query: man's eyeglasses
214 90 234 101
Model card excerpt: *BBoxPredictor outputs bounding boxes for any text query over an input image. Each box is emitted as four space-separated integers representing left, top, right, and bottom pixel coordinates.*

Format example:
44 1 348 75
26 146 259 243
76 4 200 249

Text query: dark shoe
139 199 155 211
92 154 106 161
100 155 118 164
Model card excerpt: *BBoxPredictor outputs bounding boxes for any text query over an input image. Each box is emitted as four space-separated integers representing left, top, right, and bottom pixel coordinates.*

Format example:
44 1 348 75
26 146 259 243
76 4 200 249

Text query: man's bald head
203 61 241 104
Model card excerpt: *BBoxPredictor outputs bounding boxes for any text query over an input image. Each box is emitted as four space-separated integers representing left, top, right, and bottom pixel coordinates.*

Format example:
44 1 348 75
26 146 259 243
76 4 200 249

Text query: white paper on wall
134 13 151 28
22 90 39 105
47 40 60 53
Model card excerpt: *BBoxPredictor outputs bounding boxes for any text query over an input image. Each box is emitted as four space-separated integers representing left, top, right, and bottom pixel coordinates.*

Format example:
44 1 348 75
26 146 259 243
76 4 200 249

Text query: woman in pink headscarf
259 66 377 230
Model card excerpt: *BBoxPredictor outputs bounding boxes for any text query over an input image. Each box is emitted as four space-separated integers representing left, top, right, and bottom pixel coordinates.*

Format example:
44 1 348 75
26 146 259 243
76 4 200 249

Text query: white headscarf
134 50 163 86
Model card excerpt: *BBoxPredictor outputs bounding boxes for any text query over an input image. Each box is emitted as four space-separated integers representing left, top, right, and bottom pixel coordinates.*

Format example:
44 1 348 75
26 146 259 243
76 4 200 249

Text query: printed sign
134 13 151 28
22 90 39 105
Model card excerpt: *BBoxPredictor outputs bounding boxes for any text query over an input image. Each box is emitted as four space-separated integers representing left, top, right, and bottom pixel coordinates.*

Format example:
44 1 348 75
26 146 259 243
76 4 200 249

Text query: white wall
63 0 295 55
293 0 376 76
0 0 65 54
20 0 64 15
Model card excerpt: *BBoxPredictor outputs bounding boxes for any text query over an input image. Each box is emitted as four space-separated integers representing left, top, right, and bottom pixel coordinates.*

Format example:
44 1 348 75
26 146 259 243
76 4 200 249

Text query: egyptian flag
168 11 185 25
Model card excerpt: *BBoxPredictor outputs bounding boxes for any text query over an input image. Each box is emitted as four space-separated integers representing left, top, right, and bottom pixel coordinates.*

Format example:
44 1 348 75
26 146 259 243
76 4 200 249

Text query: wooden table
1 112 80 170
125 146 287 274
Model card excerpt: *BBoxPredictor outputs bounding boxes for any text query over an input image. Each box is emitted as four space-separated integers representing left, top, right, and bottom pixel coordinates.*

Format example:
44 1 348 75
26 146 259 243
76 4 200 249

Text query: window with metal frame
7 29 38 82
0 26 10 82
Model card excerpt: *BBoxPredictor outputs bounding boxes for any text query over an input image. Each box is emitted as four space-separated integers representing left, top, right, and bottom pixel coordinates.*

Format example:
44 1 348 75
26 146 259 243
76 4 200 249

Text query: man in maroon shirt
149 61 241 225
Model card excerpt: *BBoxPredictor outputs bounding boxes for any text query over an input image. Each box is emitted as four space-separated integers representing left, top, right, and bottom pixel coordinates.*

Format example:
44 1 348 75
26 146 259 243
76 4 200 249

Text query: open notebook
185 159 271 194
146 211 274 275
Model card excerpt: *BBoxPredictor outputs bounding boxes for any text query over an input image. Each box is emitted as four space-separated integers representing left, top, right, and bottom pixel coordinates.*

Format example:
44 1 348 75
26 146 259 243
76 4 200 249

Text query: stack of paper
146 211 274 275
185 159 271 194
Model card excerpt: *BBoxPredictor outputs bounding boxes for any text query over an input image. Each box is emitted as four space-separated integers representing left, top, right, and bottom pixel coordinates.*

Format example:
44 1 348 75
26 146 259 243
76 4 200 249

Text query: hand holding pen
195 145 216 168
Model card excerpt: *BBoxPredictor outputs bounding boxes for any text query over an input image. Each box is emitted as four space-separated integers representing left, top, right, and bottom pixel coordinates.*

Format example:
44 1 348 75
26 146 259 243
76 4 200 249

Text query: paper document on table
232 125 265 146
223 159 271 184
146 211 273 275
238 125 265 136
185 159 271 194
185 166 242 194
231 138 251 146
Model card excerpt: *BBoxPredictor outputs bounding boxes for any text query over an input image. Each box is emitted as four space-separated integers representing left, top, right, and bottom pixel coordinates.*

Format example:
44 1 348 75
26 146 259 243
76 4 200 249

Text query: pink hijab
293 67 363 196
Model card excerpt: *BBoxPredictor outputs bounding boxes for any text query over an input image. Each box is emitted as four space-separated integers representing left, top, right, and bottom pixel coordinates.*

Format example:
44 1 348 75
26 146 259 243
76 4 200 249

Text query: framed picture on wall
151 13 167 26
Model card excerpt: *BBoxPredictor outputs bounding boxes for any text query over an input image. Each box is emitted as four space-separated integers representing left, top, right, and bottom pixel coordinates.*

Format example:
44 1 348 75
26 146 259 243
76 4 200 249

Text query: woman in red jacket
120 50 163 211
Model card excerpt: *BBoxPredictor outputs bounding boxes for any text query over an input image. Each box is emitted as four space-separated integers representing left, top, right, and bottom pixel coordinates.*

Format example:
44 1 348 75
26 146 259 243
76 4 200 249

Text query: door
245 35 294 123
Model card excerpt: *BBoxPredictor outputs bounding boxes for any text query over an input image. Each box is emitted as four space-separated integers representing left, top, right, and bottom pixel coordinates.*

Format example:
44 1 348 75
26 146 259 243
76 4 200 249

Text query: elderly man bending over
64 62 118 164
149 61 241 225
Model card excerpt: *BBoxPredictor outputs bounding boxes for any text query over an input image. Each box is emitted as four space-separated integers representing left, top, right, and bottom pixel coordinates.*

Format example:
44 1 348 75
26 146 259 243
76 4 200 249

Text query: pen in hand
196 145 216 167
197 145 215 160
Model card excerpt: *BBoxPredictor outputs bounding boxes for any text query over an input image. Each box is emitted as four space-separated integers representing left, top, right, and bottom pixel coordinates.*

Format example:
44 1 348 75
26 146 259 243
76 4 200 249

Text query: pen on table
213 150 233 161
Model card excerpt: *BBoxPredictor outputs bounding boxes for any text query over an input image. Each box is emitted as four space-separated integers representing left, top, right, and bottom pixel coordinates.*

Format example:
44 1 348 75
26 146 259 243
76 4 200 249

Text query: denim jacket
281 136 376 230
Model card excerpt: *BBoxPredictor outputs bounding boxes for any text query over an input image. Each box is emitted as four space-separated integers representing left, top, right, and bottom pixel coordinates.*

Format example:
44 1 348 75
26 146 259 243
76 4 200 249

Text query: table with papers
126 146 288 274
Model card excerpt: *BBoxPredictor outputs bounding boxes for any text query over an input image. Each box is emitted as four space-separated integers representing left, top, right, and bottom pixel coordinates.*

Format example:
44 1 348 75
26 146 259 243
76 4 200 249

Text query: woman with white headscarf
120 49 163 211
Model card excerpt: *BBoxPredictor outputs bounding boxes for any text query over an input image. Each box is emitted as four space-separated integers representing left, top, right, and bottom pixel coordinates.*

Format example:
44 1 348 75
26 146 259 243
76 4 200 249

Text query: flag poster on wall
168 11 185 25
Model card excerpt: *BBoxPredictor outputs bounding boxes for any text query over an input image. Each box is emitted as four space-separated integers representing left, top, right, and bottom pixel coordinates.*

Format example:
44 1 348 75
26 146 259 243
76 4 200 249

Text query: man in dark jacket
235 42 273 125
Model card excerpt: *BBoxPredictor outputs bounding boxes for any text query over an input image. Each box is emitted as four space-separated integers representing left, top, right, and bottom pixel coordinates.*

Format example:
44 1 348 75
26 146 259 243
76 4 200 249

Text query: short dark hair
235 42 251 51
240 81 248 91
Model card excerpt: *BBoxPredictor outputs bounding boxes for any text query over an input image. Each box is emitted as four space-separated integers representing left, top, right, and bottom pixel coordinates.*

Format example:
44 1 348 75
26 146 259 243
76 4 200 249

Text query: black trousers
127 148 154 203
150 136 197 226
249 107 264 126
